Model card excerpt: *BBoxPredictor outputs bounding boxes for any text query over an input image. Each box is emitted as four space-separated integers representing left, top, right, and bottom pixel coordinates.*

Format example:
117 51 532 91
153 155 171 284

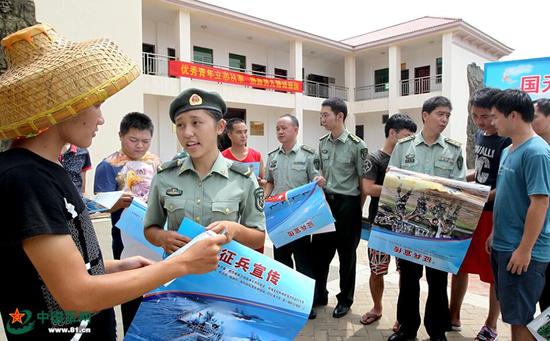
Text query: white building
35 0 512 192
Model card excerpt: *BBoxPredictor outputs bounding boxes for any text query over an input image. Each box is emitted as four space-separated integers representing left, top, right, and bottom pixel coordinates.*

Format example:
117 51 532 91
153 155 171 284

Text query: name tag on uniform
438 155 454 164
166 188 183 196
405 154 415 164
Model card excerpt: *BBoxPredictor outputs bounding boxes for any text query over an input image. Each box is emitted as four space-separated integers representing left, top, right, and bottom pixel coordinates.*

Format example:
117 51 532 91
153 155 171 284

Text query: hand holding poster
126 218 314 341
368 167 490 273
265 181 335 248
82 191 123 213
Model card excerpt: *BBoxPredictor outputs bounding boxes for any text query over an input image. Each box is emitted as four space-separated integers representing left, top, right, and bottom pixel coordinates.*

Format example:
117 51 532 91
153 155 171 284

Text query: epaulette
319 133 330 141
157 159 181 173
301 145 315 154
398 135 415 144
229 162 252 177
445 137 462 148
349 133 362 144
268 147 280 156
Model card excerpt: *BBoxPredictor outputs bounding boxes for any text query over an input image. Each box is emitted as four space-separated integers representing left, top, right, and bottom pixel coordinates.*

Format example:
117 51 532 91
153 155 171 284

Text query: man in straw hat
0 24 229 340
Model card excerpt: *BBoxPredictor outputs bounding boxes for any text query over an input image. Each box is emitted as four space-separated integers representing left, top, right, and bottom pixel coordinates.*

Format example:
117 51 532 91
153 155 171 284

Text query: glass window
193 46 213 65
229 53 246 72
374 68 389 93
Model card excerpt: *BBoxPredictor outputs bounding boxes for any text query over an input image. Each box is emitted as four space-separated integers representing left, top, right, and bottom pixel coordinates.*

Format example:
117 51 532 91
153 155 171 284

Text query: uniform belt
324 192 359 200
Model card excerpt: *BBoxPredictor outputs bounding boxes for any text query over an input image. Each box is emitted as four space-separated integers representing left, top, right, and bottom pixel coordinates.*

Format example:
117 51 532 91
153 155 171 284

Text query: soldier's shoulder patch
319 133 330 141
229 162 252 177
445 137 462 148
360 147 369 160
254 187 265 211
398 135 415 144
157 159 179 173
300 145 315 154
349 133 361 144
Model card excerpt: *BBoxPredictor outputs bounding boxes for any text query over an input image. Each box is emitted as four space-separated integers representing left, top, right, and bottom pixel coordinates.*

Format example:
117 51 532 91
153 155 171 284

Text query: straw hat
0 24 140 139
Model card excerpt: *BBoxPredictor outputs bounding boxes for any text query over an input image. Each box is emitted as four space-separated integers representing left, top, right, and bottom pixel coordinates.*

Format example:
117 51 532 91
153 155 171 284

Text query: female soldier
144 88 266 252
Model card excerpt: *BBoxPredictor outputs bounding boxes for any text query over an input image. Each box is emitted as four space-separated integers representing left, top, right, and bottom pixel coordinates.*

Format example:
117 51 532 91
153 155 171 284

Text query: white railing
400 75 442 96
303 80 348 100
355 84 389 101
142 52 173 77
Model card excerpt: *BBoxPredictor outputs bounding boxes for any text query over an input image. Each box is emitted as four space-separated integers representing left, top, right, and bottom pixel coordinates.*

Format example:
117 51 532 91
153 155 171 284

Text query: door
401 69 410 96
142 43 155 75
252 64 266 90
414 66 430 94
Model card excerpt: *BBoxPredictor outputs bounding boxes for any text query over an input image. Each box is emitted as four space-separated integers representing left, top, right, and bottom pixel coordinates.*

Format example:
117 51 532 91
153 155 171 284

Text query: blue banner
126 218 314 341
265 182 335 248
485 57 550 99
367 168 489 273
240 161 261 177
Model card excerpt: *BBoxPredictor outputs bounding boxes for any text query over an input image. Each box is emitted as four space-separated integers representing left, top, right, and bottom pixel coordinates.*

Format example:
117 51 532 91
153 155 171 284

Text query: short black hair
385 113 418 138
535 98 550 117
279 114 299 128
321 97 347 121
120 112 154 136
226 118 246 133
422 96 452 114
492 89 534 122
470 88 502 109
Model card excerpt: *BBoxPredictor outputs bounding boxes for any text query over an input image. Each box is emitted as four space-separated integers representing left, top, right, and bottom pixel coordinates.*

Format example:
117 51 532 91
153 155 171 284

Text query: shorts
459 210 494 283
368 248 391 276
491 249 548 325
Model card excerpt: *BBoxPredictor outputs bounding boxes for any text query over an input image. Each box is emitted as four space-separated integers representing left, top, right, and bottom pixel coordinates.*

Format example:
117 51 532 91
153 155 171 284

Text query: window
374 68 389 93
274 68 287 93
436 57 442 84
229 53 246 72
193 46 213 65
252 64 266 90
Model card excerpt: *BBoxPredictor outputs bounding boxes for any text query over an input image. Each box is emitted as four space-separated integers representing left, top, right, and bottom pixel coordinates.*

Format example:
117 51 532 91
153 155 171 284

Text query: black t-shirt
0 149 116 340
474 131 512 211
364 150 391 222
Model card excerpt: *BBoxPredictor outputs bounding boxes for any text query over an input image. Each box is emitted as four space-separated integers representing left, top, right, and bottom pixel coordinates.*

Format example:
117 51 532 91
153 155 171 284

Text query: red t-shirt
221 147 265 254
221 147 262 162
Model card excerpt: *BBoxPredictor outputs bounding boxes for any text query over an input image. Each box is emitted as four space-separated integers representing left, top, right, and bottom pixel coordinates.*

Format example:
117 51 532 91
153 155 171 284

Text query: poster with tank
125 218 314 341
528 306 550 341
367 167 490 274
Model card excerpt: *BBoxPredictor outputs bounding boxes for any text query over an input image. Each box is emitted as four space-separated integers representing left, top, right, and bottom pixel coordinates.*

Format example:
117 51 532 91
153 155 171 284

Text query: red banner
168 60 303 93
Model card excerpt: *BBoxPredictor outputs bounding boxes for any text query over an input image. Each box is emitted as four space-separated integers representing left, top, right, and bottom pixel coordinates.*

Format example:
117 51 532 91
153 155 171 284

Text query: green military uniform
318 130 368 195
313 129 368 308
144 153 266 231
388 133 466 180
266 143 319 195
388 132 465 338
265 142 319 275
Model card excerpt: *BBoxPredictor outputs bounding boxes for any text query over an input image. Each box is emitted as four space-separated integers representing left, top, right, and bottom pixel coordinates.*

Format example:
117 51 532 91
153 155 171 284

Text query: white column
290 40 304 144
441 33 453 99
344 55 356 132
388 45 401 115
177 10 191 62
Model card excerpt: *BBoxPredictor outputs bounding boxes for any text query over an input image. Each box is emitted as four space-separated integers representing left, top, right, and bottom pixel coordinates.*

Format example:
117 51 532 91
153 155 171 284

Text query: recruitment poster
368 167 490 273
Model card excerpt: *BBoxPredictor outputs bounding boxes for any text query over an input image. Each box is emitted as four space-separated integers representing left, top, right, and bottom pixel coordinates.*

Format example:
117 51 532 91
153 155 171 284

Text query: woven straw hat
0 24 140 139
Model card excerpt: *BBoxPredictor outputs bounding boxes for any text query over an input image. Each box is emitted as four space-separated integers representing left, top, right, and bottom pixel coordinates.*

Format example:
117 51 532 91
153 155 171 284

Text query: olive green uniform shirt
144 153 266 231
318 129 368 196
265 143 320 196
388 133 466 180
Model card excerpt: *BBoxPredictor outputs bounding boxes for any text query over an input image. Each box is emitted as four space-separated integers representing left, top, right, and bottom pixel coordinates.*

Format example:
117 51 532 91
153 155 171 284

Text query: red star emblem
9 308 25 324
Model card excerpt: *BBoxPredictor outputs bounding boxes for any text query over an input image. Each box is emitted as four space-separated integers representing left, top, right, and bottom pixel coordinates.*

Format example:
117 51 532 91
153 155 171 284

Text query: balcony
303 80 348 101
142 52 173 77
354 75 443 101
399 75 442 96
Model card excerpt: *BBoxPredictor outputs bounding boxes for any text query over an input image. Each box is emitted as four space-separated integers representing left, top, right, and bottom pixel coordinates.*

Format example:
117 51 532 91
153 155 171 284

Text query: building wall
35 0 144 194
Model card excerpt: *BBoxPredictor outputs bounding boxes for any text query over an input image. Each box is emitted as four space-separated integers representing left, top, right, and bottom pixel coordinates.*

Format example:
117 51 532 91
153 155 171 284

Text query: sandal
360 312 382 325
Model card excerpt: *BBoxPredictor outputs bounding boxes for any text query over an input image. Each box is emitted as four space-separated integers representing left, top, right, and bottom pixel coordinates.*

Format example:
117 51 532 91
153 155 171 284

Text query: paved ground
1 218 513 340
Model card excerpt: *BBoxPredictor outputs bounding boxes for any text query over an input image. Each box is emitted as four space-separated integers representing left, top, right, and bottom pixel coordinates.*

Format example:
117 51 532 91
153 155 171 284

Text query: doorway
414 66 430 94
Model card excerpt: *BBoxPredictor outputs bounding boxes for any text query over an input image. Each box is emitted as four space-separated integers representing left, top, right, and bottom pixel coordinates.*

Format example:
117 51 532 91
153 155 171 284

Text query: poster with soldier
368 167 490 273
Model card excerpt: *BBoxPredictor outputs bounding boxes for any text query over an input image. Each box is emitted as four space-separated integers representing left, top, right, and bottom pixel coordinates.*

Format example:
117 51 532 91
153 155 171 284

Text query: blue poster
367 168 489 274
485 57 550 99
126 218 314 341
240 161 261 177
265 182 335 248
115 199 164 256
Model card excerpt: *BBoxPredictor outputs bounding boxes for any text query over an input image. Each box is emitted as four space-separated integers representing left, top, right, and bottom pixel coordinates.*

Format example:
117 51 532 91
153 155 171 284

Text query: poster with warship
367 167 490 273
126 218 314 341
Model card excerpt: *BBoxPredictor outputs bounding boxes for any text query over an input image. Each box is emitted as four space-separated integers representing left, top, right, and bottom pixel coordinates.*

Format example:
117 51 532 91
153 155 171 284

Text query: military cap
169 88 227 123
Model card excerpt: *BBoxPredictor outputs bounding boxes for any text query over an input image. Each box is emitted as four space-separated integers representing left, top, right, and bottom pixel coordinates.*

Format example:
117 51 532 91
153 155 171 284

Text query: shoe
387 331 416 341
332 303 350 318
359 312 382 325
475 325 498 341
448 322 461 332
308 308 317 320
